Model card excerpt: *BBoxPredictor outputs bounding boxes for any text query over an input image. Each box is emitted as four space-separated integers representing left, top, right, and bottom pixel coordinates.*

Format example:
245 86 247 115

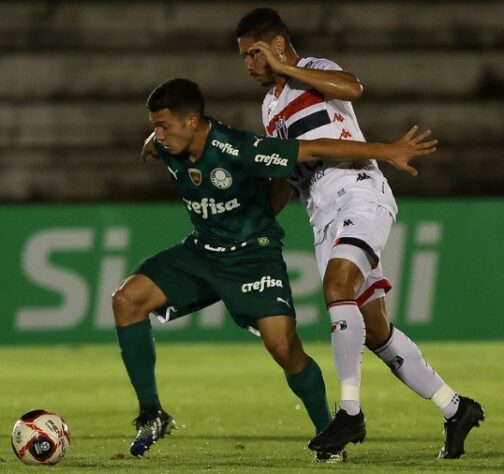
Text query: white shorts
314 198 395 307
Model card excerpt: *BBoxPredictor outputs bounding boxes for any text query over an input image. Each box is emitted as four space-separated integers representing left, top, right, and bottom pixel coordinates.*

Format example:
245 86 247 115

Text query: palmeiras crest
210 168 232 190
188 168 202 186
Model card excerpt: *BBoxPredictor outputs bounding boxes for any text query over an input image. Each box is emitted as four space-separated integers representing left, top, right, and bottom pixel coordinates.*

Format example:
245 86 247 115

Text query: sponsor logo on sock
388 355 404 371
331 320 348 332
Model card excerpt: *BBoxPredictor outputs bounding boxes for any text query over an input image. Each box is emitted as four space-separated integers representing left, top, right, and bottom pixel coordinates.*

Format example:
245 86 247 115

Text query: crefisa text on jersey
254 153 288 167
182 197 240 219
211 139 239 156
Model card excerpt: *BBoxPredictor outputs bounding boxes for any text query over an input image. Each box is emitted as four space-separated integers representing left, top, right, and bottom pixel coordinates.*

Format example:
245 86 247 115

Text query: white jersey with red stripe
262 57 398 240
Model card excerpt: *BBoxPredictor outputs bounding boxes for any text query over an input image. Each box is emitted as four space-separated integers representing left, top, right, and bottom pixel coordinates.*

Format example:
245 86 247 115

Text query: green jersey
155 118 299 246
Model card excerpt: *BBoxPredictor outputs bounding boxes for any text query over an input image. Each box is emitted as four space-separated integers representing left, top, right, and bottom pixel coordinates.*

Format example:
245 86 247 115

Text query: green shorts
133 237 296 329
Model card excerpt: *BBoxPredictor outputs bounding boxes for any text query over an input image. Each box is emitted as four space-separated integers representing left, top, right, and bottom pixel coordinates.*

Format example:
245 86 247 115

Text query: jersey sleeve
304 57 342 72
240 132 299 178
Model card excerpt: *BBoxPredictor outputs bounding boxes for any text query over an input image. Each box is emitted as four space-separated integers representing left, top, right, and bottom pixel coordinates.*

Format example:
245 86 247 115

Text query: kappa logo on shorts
210 168 233 190
241 275 284 293
343 219 354 227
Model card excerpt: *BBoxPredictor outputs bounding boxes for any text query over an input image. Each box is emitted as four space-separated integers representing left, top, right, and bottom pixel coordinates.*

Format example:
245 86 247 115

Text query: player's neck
187 118 211 163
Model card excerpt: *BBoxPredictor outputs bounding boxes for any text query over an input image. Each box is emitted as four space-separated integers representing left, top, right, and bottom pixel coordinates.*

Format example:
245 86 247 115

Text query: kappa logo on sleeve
254 153 289 167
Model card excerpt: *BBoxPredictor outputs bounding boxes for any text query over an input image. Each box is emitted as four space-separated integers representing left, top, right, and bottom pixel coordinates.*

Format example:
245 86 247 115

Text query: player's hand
385 126 438 176
140 131 159 163
249 41 287 74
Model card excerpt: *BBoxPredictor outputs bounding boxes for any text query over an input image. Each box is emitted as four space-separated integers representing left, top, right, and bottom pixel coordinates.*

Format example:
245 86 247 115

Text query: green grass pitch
0 341 502 473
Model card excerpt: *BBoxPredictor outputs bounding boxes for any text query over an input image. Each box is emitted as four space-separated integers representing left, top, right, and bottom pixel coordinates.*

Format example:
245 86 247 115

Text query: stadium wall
1 200 502 345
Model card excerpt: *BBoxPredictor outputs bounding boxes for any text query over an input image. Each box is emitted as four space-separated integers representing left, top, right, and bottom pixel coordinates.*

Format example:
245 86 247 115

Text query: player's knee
265 339 293 366
323 274 357 303
323 259 363 304
112 286 144 324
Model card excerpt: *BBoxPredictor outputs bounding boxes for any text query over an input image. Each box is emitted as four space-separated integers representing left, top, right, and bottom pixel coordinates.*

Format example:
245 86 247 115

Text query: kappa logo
343 219 354 227
253 136 264 147
331 320 348 333
241 275 284 293
356 172 371 181
210 168 232 190
254 153 289 167
211 139 239 156
167 165 179 180
182 197 240 219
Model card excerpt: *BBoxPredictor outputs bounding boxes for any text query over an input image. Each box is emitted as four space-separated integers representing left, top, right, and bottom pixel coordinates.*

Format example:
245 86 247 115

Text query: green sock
285 357 332 434
116 319 160 411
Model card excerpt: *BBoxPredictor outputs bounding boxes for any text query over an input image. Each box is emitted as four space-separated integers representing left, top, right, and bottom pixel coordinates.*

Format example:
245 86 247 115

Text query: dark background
1 0 502 203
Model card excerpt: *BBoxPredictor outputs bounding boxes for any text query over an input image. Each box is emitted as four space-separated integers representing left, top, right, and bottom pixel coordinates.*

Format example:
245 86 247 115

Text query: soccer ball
11 409 70 465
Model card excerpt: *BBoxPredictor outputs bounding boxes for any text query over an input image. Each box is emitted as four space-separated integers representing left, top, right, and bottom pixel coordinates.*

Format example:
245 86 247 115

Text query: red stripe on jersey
266 89 325 135
356 278 392 307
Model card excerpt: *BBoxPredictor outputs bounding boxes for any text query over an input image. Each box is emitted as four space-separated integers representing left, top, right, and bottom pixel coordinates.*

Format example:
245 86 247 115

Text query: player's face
237 36 275 87
149 108 195 155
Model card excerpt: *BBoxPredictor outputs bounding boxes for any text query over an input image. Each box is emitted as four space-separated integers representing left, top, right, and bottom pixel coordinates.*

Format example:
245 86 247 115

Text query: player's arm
250 41 363 101
297 126 437 176
269 179 295 216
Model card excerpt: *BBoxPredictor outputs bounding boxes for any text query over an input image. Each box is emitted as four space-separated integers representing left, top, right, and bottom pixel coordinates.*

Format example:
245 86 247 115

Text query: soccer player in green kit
113 78 437 459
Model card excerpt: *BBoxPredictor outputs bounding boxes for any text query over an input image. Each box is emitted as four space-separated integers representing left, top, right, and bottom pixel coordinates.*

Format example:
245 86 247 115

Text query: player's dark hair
235 8 290 42
146 78 204 116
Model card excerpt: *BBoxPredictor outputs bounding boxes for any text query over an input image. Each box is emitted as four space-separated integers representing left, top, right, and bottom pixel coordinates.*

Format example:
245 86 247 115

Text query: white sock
374 326 459 418
329 300 365 416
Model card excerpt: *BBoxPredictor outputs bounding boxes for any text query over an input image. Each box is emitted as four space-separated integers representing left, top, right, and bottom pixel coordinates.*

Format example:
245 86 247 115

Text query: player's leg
113 273 176 455
114 243 219 456
360 295 484 458
257 315 345 463
218 241 342 460
257 315 332 435
308 256 367 454
309 201 393 454
113 274 167 408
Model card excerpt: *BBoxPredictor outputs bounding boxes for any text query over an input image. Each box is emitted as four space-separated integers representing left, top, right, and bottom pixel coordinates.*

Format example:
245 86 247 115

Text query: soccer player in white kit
236 8 484 460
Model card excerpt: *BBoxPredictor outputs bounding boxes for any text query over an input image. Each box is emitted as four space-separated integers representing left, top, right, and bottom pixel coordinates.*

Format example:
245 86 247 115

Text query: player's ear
186 113 199 130
272 35 286 55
